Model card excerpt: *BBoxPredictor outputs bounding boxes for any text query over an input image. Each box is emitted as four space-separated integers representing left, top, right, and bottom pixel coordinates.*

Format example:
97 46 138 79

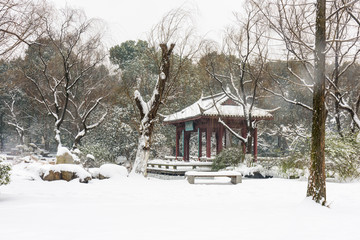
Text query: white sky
49 0 245 48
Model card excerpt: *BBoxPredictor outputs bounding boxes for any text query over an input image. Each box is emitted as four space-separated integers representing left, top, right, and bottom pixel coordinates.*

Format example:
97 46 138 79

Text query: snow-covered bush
0 159 11 186
99 164 128 178
79 143 114 166
212 148 243 171
325 133 360 181
278 154 309 178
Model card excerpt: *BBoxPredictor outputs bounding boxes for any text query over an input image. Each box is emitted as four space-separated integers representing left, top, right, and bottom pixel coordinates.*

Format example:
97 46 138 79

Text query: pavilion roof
163 92 273 124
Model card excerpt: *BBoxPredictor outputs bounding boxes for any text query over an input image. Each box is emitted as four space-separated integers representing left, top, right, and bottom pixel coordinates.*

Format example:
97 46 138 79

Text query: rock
42 170 61 181
84 155 97 168
115 156 127 165
61 171 74 181
244 171 273 179
88 168 100 179
99 164 128 179
98 174 109 180
56 147 74 164
28 143 38 152
40 164 92 183
79 176 92 183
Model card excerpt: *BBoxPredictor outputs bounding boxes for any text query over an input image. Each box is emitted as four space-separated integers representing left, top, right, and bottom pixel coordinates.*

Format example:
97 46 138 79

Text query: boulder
61 171 74 181
79 176 92 183
98 164 128 179
42 170 61 181
40 164 92 183
56 147 74 164
98 174 109 180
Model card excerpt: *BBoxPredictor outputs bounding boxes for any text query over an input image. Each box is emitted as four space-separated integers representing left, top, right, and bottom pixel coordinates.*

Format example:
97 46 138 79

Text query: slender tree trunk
307 0 327 205
0 113 4 151
334 11 343 138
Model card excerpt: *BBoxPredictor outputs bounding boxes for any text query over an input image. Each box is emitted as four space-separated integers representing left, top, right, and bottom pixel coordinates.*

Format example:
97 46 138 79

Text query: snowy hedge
325 133 360 181
0 159 11 186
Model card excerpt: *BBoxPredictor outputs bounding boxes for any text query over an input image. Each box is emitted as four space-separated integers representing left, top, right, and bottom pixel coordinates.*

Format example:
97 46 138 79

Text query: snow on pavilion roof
163 92 273 124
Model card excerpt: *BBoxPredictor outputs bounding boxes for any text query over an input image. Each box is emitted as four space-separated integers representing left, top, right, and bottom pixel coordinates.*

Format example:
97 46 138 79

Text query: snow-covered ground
1 165 360 240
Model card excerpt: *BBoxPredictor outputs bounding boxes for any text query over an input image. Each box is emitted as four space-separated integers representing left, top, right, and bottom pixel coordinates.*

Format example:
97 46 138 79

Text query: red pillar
183 131 190 162
253 128 258 162
183 131 187 161
198 129 202 159
216 126 224 154
175 129 180 159
219 126 224 152
206 127 211 158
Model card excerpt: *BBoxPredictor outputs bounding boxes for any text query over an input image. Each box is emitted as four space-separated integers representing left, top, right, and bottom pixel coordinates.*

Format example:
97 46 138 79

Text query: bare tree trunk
307 0 327 205
0 113 4 151
333 10 343 138
132 43 175 176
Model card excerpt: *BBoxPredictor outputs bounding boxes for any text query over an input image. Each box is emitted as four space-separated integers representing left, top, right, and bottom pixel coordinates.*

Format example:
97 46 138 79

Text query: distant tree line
0 0 359 204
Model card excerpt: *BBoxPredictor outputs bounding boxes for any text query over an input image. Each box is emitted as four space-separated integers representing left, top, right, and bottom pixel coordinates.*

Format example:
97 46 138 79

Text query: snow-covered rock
41 164 92 183
88 168 100 179
98 164 128 179
56 147 74 164
84 154 97 168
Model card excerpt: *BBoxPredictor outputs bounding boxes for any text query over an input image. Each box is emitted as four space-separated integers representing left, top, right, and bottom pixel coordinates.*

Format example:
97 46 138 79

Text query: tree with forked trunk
132 8 203 175
22 7 108 150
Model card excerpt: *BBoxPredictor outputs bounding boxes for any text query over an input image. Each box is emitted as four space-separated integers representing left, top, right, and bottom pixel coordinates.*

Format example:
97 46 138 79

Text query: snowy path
0 176 359 240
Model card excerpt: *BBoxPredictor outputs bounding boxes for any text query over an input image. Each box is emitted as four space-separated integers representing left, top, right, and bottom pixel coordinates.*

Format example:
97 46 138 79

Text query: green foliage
273 132 360 180
325 133 360 180
0 159 11 186
212 148 243 171
110 40 150 69
79 142 115 166
278 154 309 178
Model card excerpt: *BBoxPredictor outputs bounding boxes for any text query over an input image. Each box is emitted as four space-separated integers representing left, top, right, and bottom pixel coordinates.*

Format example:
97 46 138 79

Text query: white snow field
1 165 360 240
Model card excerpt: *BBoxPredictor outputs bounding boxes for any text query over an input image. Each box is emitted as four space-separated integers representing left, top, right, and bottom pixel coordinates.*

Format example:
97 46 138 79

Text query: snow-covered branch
218 118 247 143
262 86 313 111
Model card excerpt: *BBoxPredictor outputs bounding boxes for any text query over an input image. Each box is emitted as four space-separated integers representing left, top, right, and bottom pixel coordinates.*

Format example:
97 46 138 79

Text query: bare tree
257 0 360 132
326 1 360 132
206 2 269 157
22 7 107 150
253 0 360 205
0 0 46 57
132 8 203 175
3 91 26 144
68 69 109 150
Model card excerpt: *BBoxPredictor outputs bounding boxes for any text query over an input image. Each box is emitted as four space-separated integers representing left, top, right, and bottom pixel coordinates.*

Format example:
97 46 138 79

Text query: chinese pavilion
163 92 273 161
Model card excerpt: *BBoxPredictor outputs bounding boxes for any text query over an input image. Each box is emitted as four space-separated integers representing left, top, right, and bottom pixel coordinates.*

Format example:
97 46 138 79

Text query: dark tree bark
306 0 327 205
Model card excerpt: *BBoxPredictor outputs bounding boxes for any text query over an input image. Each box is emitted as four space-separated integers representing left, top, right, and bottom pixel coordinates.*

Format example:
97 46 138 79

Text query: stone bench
185 171 242 184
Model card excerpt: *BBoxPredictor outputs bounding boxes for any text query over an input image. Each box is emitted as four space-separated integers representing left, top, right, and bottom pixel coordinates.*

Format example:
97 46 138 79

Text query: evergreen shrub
325 133 360 180
79 143 115 167
0 159 11 186
212 147 243 171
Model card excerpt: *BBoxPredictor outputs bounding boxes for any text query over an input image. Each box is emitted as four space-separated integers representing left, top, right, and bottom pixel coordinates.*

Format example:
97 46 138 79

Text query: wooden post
216 126 224 154
183 131 186 161
175 129 180 159
206 127 211 158
253 128 258 162
183 131 191 161
181 130 184 158
219 125 224 152
198 128 202 159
